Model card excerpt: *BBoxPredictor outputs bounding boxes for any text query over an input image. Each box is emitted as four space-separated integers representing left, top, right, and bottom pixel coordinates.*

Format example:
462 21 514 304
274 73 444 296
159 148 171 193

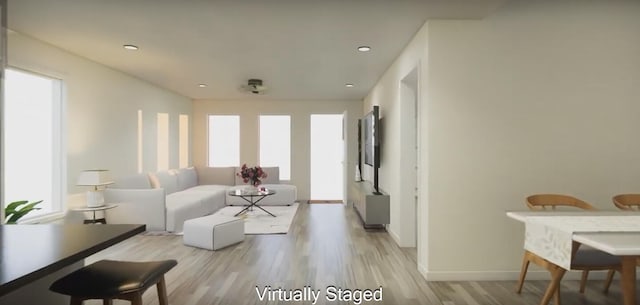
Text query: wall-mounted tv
363 105 380 168
361 105 381 194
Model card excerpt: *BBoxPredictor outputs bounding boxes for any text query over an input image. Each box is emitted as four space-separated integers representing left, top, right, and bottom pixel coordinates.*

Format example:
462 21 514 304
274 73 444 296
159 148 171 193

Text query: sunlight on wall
179 114 189 168
137 110 143 173
157 113 169 171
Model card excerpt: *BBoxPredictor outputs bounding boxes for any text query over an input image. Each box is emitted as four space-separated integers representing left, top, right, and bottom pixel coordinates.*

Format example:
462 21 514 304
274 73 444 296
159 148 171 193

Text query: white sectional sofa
104 166 296 232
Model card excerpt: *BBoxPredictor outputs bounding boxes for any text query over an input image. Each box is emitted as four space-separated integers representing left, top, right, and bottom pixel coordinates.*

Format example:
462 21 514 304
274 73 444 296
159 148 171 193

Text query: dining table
0 223 145 304
507 211 640 305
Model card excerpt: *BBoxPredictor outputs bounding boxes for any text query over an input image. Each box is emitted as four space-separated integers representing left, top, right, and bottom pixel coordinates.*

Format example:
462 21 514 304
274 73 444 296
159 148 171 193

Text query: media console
352 181 390 228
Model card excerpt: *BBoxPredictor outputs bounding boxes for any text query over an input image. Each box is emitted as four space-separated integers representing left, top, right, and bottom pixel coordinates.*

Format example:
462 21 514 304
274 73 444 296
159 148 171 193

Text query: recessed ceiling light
345 83 354 88
123 44 139 50
198 84 207 88
357 46 371 52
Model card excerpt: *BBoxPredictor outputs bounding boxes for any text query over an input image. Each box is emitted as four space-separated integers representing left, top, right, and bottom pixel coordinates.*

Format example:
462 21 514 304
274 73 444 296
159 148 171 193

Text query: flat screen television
363 105 380 168
362 105 381 194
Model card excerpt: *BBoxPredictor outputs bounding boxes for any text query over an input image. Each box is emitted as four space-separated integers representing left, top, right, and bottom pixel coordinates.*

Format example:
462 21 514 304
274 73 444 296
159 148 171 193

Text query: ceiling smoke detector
241 79 268 94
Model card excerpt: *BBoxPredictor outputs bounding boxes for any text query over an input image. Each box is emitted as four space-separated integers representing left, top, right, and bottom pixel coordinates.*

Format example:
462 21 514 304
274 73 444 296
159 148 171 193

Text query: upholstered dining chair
517 194 620 304
612 194 640 211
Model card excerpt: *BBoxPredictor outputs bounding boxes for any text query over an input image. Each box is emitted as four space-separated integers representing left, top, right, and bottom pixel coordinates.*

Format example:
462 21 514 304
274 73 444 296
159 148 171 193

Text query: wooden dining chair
612 194 640 268
517 194 620 304
526 194 596 211
612 194 640 211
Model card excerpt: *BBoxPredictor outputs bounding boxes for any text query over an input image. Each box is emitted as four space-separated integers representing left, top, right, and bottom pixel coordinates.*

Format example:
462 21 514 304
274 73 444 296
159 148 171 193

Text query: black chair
50 259 177 305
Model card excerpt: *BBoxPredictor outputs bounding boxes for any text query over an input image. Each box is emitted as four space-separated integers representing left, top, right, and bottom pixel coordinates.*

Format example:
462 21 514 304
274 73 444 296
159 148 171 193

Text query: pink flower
237 165 269 186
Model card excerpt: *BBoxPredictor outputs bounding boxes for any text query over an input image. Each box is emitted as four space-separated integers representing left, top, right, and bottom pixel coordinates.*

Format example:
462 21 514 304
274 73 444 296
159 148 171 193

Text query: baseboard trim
418 263 428 279
388 227 401 245
421 270 613 281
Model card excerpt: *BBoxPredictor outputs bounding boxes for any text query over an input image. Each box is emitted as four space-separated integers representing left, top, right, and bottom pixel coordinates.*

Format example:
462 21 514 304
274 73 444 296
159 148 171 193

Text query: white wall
364 24 429 250
192 99 362 201
8 31 192 195
367 0 640 280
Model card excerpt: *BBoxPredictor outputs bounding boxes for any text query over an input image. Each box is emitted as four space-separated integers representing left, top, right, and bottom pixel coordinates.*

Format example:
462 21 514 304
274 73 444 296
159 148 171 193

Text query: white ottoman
183 214 244 250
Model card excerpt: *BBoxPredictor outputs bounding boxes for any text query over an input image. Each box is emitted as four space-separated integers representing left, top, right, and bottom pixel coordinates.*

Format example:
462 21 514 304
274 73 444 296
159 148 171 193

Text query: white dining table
507 211 640 305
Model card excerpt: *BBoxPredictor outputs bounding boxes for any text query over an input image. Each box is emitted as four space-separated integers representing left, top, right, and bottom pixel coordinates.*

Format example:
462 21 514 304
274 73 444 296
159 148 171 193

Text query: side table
71 204 118 224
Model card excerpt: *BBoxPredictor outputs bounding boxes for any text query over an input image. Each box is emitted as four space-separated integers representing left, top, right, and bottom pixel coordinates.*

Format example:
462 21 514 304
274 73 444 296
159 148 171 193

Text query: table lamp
77 170 114 207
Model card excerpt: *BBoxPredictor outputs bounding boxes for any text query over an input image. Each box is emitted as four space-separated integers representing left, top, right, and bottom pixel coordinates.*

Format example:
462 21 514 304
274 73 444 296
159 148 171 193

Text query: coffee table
228 189 277 217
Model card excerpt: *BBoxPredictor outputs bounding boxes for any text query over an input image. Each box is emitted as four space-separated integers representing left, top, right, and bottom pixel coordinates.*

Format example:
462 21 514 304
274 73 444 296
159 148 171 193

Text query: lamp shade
76 170 114 186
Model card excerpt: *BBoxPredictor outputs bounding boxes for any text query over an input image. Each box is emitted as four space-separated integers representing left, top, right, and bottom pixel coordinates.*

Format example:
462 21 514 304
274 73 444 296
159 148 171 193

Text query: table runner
524 215 640 269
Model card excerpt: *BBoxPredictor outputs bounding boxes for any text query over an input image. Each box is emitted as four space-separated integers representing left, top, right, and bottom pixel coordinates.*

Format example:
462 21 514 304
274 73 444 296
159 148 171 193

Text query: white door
310 114 344 201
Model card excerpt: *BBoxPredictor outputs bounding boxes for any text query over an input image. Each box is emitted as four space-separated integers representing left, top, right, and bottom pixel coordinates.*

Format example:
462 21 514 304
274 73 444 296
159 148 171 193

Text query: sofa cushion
104 188 166 231
234 166 280 185
196 167 235 186
187 184 230 193
149 170 179 195
109 173 151 189
165 192 205 232
176 167 198 191
166 189 227 232
262 167 280 184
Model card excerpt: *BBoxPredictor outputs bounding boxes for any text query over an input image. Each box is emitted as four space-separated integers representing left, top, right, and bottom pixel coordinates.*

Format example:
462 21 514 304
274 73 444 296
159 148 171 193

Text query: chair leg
131 293 143 305
157 276 169 305
603 269 616 294
554 285 561 305
516 252 531 293
579 270 589 293
70 297 84 305
540 265 565 305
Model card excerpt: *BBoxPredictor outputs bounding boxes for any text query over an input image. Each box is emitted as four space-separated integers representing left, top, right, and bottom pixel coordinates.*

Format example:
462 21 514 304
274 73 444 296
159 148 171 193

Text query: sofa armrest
104 188 166 231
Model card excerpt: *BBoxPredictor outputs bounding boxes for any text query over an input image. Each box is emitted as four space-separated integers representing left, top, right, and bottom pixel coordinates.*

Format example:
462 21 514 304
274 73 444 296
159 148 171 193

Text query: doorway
310 114 344 202
400 67 419 247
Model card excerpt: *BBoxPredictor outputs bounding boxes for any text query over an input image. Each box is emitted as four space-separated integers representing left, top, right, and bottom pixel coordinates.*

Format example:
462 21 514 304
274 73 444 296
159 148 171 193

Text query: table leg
620 256 636 305
254 205 276 217
540 265 565 305
251 196 276 217
234 205 253 217
233 195 276 217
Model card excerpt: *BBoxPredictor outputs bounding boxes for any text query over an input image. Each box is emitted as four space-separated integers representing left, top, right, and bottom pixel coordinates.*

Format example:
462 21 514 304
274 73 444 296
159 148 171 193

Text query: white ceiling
8 0 507 101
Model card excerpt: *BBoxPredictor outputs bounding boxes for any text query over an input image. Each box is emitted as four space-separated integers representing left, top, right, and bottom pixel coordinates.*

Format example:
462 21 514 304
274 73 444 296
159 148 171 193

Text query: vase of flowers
237 164 268 188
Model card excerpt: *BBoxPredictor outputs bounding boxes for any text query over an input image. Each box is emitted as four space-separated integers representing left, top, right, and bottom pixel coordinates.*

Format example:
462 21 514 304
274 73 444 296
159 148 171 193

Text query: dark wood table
0 224 145 297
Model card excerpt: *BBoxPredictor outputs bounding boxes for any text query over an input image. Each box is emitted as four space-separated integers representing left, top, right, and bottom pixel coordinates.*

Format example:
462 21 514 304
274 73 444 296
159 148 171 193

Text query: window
3 68 64 219
208 115 239 167
259 115 291 180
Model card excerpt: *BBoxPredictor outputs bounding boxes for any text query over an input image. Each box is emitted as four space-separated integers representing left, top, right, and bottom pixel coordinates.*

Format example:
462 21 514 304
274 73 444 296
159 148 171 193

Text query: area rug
215 202 299 234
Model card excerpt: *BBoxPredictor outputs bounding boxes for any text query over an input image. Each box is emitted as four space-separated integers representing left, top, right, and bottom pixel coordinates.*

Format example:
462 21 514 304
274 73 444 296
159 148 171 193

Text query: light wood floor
85 203 631 305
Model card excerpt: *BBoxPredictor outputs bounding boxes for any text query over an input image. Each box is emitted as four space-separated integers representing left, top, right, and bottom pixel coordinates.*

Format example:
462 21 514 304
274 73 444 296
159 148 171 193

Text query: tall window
208 115 239 167
3 68 63 219
259 115 291 180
